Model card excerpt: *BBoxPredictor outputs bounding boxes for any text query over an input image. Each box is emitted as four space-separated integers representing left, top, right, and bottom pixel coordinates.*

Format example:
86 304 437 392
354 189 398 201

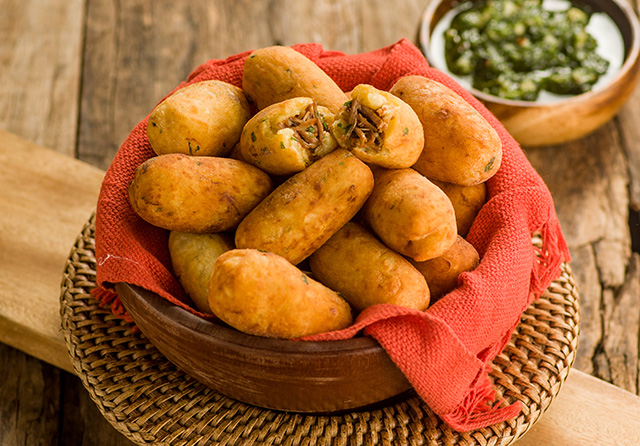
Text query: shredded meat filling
344 97 386 148
278 101 326 153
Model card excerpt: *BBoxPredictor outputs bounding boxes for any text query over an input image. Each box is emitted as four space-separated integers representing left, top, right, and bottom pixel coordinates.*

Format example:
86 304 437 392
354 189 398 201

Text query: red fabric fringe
91 286 135 323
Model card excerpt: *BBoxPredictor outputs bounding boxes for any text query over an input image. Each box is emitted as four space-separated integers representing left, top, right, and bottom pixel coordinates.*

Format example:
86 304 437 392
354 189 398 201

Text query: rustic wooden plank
600 0 640 396
0 1 85 444
562 244 600 376
525 122 640 393
596 253 639 394
360 0 425 51
0 0 84 156
270 0 425 54
59 372 137 446
618 85 640 211
526 123 630 251
0 129 104 374
0 343 60 446
619 0 640 210
0 128 134 444
77 0 275 170
515 369 640 445
269 0 360 51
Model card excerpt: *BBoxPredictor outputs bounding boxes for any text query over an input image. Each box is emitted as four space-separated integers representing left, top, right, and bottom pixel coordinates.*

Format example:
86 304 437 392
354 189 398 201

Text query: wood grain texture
621 0 640 211
77 0 280 170
270 0 360 51
361 0 424 51
0 0 84 156
618 79 640 211
59 372 136 446
514 370 640 446
0 130 103 373
78 0 216 169
0 2 86 443
597 253 639 394
0 344 61 446
525 122 640 390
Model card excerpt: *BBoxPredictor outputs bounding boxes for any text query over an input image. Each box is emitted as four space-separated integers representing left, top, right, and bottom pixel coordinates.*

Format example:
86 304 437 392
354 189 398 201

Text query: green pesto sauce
439 0 614 101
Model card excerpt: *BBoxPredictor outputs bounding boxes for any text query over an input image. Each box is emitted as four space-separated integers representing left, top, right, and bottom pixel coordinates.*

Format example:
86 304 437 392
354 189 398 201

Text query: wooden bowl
419 0 640 147
115 282 412 414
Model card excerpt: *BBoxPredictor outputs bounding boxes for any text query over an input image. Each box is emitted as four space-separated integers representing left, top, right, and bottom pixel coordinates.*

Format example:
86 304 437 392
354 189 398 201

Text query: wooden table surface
1 0 640 444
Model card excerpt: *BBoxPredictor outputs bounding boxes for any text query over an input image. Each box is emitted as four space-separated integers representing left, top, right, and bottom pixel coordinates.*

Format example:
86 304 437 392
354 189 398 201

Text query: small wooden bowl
419 0 640 147
115 283 412 414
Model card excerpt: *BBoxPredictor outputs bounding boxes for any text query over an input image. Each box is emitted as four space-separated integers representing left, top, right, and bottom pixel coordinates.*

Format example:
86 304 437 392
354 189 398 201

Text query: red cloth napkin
94 39 570 432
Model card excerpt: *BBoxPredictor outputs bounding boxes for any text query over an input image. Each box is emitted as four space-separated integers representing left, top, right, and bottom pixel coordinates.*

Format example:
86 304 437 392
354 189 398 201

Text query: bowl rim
115 282 384 355
419 0 640 107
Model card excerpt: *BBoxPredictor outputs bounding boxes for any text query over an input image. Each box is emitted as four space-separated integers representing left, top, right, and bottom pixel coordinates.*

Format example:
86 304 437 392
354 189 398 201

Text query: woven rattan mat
60 213 580 446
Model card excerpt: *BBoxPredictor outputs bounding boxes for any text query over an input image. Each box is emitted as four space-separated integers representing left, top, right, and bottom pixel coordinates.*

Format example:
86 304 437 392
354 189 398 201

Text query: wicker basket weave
60 213 580 446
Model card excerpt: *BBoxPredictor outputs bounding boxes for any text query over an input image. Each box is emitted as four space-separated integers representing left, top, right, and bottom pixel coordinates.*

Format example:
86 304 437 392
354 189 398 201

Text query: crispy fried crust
235 149 374 264
208 249 353 339
409 235 480 299
242 46 348 113
363 168 457 262
128 154 273 233
147 80 251 157
390 75 502 186
168 231 234 314
431 179 487 237
310 222 430 312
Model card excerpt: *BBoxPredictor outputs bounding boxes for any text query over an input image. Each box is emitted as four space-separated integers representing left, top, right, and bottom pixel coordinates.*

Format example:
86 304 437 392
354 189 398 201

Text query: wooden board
0 344 61 445
515 370 640 445
0 129 104 373
0 0 84 157
526 124 640 395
